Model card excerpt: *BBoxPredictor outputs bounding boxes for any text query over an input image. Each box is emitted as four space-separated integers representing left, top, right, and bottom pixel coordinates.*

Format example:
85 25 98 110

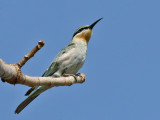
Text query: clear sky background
0 0 160 119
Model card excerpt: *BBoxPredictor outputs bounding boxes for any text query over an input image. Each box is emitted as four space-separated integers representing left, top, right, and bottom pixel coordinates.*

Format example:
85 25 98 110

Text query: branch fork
0 40 85 87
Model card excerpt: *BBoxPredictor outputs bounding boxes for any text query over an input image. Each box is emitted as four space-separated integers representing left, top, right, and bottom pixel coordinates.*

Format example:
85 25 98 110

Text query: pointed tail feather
15 86 48 114
15 94 39 114
25 87 35 96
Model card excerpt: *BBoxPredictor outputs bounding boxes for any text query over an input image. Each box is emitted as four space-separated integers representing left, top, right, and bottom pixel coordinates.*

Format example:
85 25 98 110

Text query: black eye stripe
78 27 89 32
73 26 89 37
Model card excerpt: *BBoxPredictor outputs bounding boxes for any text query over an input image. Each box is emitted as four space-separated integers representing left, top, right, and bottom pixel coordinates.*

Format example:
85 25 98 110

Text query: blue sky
0 0 160 119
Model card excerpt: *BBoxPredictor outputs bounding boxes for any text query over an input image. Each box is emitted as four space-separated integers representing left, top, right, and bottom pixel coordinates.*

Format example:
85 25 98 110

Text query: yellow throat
74 29 92 44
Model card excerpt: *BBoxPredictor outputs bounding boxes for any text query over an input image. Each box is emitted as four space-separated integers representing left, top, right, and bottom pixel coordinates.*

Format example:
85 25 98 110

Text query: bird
15 18 103 114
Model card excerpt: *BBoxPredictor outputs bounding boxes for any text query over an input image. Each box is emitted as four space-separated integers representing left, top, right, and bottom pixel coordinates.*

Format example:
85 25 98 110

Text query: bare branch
15 74 85 87
0 40 85 88
16 40 45 68
0 59 85 87
0 59 17 82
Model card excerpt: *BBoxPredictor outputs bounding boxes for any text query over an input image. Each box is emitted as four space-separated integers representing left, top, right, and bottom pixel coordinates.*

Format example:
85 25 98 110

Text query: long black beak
89 18 103 29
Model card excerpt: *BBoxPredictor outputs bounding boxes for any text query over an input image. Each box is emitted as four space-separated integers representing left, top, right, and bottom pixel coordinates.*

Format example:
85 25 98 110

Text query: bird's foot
62 73 83 82
62 73 76 78
75 73 83 79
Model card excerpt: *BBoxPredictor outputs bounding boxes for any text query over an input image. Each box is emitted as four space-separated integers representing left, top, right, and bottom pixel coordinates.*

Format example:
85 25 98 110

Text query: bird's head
72 18 103 44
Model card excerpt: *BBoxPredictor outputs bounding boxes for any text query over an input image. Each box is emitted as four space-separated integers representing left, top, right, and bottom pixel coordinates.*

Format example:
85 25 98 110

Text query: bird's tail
15 86 48 114
15 93 39 114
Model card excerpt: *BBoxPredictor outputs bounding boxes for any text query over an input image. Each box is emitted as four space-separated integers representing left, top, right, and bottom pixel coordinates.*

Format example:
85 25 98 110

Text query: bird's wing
15 43 76 114
25 42 76 96
42 42 76 77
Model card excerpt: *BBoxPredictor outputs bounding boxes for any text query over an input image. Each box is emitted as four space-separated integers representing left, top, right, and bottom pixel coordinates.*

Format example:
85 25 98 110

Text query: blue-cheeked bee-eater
15 18 103 114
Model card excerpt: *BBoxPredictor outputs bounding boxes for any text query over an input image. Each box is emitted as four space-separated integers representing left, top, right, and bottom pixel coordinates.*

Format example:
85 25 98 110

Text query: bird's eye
78 28 83 33
72 26 89 38
78 27 89 33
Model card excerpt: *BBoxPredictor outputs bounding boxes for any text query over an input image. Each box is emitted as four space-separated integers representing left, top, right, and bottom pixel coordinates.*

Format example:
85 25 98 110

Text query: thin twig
16 40 45 68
